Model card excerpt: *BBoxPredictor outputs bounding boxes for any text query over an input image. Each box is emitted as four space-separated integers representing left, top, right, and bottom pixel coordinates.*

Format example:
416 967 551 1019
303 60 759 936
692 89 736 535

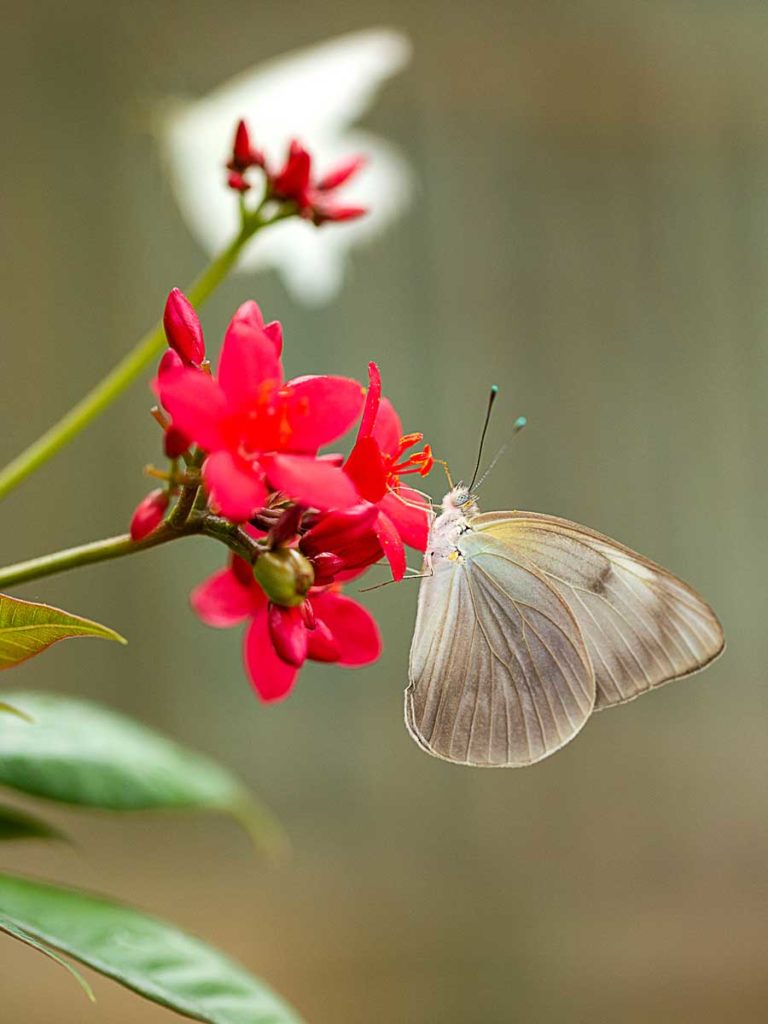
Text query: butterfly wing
472 512 725 709
406 535 595 767
158 29 411 302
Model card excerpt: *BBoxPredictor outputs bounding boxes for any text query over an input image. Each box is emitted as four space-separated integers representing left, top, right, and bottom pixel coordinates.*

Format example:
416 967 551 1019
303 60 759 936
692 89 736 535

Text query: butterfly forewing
471 512 725 709
406 534 595 767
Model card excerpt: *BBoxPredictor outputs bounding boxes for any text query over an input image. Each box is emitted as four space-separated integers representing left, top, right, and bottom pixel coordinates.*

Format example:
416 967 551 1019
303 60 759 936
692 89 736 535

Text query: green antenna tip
490 384 499 394
513 415 527 430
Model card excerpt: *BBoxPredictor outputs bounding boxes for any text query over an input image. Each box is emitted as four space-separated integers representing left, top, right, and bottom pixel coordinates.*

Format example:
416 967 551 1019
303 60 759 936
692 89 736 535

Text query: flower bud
130 489 168 541
227 171 251 193
232 120 253 170
267 604 308 667
163 288 205 366
164 425 190 459
310 552 346 586
252 548 314 608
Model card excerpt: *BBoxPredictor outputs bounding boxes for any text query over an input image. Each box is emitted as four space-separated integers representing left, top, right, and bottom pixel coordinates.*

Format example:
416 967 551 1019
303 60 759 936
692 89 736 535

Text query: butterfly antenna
474 415 527 490
468 386 500 492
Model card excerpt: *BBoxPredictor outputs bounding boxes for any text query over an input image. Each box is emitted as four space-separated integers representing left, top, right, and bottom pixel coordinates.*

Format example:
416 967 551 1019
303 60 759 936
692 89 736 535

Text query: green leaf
0 803 65 842
0 916 95 1001
0 593 125 670
0 692 285 855
0 874 303 1024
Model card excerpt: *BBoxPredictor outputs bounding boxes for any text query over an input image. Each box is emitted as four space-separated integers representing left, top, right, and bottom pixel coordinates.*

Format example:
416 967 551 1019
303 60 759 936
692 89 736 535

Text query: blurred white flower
159 28 412 305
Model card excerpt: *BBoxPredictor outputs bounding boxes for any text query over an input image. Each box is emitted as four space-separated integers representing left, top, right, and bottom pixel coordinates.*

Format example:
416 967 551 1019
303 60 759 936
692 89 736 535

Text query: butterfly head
442 484 478 515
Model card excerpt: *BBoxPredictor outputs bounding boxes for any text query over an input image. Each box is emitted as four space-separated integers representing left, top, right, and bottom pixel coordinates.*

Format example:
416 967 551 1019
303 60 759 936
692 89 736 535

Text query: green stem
0 530 185 589
0 206 278 502
0 516 263 590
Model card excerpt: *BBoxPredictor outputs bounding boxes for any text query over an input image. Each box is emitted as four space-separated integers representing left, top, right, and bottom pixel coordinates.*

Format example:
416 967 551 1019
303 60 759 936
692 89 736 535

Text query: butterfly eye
454 491 470 506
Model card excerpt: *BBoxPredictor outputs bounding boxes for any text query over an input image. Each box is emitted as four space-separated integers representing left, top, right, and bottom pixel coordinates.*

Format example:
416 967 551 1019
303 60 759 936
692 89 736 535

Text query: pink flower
192 556 381 701
343 362 433 581
158 299 364 521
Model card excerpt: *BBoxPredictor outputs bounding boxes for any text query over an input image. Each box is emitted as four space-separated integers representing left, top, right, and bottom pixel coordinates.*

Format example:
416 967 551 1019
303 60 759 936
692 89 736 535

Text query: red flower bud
163 288 205 366
164 426 190 459
232 120 253 170
310 552 346 586
316 156 366 192
227 171 251 193
268 604 308 667
130 489 169 541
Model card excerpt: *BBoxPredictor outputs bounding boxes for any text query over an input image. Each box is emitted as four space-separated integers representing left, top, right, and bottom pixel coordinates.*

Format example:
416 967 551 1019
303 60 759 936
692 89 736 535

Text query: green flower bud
252 548 314 608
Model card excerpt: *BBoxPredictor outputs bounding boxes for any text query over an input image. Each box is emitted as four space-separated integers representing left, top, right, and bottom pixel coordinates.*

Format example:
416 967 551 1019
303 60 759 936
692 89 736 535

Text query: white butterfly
158 28 412 305
406 486 725 767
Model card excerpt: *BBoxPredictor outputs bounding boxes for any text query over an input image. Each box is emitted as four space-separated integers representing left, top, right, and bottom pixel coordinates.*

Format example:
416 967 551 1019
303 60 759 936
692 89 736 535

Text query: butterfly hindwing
471 512 725 709
406 534 595 767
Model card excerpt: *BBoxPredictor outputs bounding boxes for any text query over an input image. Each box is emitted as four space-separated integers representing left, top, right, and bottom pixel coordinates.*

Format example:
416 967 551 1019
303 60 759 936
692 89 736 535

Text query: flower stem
0 515 263 590
0 206 277 502
0 529 188 589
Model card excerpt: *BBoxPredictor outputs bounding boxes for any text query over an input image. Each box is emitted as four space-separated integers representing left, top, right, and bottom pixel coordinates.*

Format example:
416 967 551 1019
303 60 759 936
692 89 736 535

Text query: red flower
344 363 433 581
192 557 381 701
299 503 383 581
267 138 367 225
158 299 364 521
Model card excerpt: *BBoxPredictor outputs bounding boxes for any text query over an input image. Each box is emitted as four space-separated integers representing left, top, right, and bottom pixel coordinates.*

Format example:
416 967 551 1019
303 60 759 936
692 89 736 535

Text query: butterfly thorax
426 487 479 564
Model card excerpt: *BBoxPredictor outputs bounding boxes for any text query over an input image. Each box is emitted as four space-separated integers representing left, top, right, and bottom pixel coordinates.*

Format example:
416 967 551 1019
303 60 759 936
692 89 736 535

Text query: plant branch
0 514 264 590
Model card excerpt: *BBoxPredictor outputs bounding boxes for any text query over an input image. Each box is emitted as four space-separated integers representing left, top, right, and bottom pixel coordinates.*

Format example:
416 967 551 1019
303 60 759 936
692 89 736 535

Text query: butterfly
157 28 412 305
406 484 725 767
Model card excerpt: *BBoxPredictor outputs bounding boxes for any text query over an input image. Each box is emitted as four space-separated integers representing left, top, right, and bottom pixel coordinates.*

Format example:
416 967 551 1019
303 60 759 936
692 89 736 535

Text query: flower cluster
227 120 367 224
131 290 433 701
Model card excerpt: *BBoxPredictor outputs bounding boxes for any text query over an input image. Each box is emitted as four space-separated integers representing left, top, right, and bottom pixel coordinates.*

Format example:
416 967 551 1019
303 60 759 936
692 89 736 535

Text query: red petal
244 611 298 702
283 375 365 452
359 362 381 438
267 605 308 667
374 511 407 582
312 592 382 666
203 451 267 521
305 617 341 662
272 140 312 198
344 435 387 502
316 156 366 191
191 568 261 628
159 369 229 451
262 454 358 510
379 487 432 551
219 306 283 409
264 320 283 356
371 397 402 458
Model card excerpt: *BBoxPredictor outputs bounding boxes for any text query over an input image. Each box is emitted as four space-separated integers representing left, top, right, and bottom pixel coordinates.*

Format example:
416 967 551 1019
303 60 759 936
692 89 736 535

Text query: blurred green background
1 1 765 1021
